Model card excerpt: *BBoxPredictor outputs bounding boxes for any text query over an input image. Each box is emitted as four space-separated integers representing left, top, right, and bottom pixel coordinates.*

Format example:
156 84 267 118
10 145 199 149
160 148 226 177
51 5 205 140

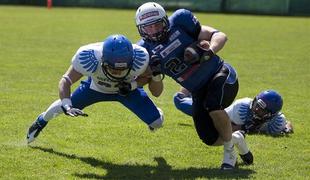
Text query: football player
135 2 243 169
27 34 164 143
174 88 294 135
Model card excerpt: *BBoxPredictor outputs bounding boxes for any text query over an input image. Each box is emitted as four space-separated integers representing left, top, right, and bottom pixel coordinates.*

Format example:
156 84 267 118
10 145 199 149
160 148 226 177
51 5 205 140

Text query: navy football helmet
101 34 134 82
251 90 283 120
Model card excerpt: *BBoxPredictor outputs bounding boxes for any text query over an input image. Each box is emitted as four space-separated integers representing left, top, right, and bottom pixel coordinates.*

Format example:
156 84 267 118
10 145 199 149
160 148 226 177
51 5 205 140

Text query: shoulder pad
72 47 100 76
170 9 199 27
131 44 149 76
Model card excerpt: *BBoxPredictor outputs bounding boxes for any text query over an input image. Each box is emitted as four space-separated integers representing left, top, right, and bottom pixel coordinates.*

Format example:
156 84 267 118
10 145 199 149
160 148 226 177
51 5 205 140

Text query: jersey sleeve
225 98 252 125
130 44 149 77
259 113 287 135
169 9 201 39
71 48 100 76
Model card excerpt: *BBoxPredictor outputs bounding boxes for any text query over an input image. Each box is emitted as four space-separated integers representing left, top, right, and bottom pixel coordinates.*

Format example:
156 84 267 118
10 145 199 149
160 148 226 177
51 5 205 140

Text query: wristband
61 98 72 110
130 81 138 90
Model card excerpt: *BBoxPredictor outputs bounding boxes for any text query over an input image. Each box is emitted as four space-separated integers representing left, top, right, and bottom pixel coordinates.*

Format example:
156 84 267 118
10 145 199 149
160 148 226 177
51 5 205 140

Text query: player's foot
240 151 254 165
221 144 237 170
27 114 48 144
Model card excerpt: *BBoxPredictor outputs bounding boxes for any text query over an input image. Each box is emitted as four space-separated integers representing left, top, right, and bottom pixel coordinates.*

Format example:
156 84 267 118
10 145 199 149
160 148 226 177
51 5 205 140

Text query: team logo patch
160 39 181 58
139 11 159 21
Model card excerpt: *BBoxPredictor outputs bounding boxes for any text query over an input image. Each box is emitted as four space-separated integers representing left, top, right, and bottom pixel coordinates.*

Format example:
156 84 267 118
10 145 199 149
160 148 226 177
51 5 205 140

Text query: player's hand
282 121 294 134
150 55 162 76
118 81 132 96
184 41 214 64
241 119 264 134
62 106 88 117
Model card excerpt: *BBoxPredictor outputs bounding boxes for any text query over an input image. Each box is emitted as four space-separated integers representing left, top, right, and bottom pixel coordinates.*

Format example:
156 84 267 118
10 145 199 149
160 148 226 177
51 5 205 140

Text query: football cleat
240 151 254 165
221 145 237 170
27 114 48 144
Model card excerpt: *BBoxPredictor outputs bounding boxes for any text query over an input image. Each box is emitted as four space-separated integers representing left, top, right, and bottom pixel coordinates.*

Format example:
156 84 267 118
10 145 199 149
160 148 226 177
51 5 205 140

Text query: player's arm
59 65 87 117
136 66 163 97
198 25 227 54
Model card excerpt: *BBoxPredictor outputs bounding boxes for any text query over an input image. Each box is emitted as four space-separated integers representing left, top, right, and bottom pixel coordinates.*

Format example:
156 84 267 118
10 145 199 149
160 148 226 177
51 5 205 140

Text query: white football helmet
135 2 169 42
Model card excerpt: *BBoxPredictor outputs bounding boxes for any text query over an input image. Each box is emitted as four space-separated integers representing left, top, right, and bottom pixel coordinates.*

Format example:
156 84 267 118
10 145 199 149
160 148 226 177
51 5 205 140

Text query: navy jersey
138 9 223 92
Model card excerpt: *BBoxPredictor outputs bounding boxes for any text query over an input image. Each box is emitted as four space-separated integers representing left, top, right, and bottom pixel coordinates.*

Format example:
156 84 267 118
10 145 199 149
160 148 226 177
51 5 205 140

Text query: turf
0 5 309 179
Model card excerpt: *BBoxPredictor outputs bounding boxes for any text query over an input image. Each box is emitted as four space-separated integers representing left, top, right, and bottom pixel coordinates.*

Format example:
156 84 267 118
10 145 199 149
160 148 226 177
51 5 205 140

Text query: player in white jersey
174 88 293 135
27 34 164 143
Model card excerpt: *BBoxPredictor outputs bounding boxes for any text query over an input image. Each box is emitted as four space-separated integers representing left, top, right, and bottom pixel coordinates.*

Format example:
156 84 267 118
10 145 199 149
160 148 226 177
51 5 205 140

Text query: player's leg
118 87 163 131
27 78 110 143
173 91 193 116
232 130 253 165
192 63 239 169
208 64 239 169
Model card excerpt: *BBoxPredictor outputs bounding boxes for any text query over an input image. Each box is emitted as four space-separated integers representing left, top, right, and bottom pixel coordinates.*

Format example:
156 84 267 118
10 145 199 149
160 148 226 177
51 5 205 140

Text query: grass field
0 5 309 179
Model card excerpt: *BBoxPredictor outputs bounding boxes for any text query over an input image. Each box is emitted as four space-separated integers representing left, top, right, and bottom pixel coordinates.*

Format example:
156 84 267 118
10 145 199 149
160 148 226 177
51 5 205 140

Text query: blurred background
1 0 310 16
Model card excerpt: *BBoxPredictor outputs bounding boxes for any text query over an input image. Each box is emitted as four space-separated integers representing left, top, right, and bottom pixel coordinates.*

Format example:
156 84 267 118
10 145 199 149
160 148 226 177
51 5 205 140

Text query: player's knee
149 108 164 130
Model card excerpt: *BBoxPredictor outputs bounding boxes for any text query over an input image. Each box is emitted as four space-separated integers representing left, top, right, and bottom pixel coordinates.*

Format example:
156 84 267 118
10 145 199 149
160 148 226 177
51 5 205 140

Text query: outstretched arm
59 65 87 117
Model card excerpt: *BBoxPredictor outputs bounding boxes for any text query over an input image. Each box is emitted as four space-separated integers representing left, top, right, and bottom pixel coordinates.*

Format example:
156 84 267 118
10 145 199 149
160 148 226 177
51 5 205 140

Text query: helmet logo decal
114 62 127 68
139 11 159 21
79 50 98 73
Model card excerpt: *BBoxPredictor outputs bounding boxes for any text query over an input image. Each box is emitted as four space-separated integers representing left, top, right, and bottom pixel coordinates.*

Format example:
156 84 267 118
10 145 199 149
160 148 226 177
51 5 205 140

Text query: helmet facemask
137 16 169 42
101 59 132 82
251 97 273 122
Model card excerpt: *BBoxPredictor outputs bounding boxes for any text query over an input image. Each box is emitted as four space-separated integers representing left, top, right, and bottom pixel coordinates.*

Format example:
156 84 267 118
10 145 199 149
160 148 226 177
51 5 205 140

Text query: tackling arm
136 67 163 97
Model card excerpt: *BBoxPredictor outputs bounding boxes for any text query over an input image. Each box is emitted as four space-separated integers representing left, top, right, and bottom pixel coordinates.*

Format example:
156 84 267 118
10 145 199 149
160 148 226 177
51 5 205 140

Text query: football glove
118 81 137 96
241 119 264 134
61 106 88 117
184 41 214 64
150 55 162 76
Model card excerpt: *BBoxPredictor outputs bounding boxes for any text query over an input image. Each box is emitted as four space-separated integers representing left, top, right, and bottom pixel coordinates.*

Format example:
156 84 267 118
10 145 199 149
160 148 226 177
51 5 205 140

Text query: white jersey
71 42 149 94
225 98 287 135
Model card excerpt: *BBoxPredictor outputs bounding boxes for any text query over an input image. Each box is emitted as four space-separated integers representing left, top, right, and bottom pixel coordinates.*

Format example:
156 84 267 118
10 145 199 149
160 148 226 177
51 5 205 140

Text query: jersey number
164 58 187 75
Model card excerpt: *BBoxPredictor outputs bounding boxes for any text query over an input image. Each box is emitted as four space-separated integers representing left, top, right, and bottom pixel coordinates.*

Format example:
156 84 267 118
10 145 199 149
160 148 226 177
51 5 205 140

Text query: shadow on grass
177 123 193 127
31 146 255 179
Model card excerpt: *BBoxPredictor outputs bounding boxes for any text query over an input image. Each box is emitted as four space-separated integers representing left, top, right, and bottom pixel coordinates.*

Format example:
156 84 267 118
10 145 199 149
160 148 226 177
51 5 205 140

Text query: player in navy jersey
174 88 294 135
135 2 243 169
27 34 164 144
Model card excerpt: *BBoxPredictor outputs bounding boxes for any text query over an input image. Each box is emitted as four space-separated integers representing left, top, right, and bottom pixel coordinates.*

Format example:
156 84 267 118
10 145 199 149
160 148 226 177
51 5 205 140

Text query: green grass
0 5 309 179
